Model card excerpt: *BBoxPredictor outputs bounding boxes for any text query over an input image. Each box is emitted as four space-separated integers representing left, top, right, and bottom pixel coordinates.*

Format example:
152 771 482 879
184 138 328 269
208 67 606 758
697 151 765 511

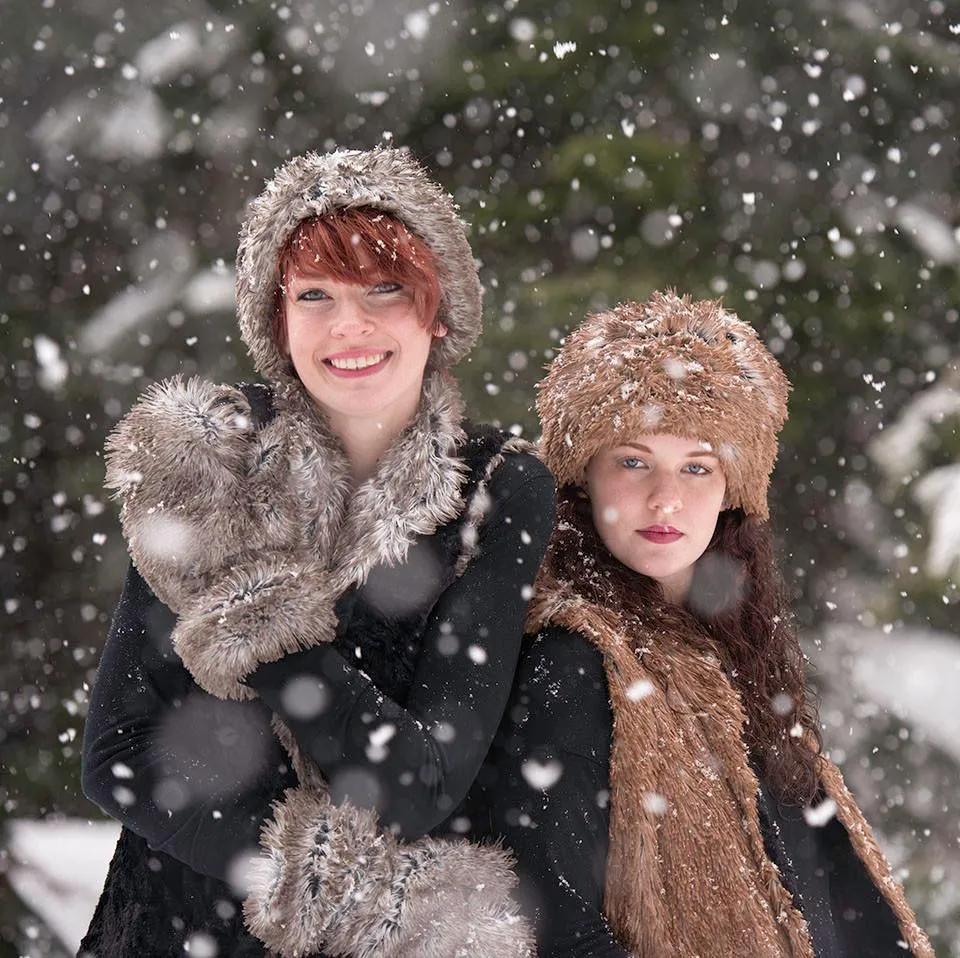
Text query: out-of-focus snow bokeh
6 821 119 955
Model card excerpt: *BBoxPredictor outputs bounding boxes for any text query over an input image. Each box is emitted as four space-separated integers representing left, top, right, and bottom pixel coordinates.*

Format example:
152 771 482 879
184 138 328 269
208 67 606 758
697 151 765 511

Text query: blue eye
372 281 403 294
297 287 329 301
684 462 712 475
619 457 644 469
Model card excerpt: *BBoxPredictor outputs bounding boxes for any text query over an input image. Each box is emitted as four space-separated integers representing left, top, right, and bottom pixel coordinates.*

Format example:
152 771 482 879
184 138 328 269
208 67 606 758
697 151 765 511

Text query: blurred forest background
2 0 959 954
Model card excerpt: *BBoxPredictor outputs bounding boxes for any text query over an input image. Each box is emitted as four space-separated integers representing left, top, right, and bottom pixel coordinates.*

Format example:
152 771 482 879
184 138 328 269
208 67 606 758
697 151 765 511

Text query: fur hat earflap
236 147 482 380
536 291 790 518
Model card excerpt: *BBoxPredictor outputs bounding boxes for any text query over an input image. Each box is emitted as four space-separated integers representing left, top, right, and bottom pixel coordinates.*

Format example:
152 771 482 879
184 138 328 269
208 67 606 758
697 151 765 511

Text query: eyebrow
283 275 321 292
617 443 720 459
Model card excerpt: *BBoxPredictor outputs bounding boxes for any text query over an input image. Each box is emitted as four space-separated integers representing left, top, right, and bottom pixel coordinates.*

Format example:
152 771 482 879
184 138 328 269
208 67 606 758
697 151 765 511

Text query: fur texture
104 371 535 957
246 786 533 958
536 291 790 518
105 372 468 700
236 147 482 379
526 515 933 958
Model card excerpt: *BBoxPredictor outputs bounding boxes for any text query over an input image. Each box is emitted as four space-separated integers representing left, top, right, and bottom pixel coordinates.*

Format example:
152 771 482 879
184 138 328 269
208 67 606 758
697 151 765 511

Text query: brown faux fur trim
528 574 933 957
245 786 535 958
236 147 482 380
536 291 790 518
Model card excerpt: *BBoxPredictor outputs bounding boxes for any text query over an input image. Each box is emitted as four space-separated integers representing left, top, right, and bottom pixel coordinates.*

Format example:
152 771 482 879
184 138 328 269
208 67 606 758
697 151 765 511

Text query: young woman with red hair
79 149 553 958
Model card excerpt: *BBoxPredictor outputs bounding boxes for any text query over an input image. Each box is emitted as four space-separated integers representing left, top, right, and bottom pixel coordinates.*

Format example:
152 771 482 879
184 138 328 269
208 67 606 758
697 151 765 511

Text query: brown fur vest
526 518 933 958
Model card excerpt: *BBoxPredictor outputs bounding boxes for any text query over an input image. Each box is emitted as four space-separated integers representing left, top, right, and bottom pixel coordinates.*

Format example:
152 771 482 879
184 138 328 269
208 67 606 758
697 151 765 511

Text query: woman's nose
329 302 375 337
648 474 683 515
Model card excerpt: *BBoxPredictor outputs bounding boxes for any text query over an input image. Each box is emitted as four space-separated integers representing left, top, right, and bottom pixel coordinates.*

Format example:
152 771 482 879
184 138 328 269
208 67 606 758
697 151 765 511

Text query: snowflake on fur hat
536 291 790 519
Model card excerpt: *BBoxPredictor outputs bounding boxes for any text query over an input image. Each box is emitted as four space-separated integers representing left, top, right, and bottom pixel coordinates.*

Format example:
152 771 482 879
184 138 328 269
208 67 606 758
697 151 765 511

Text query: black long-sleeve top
81 452 555 884
247 455 555 838
493 627 906 958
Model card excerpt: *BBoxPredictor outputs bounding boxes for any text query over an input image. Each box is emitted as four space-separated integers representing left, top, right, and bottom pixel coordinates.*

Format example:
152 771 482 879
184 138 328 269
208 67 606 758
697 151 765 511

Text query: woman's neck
327 398 421 485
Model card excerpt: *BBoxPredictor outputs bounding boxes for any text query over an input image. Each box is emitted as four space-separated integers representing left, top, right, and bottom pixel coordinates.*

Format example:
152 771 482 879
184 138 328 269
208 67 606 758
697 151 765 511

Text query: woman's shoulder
520 625 608 692
462 422 551 477
492 447 554 498
508 626 612 756
457 422 555 530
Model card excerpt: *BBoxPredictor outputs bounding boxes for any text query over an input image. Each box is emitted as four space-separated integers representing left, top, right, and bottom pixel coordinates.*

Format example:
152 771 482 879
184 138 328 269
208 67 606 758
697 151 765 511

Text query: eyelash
618 457 713 476
296 281 404 301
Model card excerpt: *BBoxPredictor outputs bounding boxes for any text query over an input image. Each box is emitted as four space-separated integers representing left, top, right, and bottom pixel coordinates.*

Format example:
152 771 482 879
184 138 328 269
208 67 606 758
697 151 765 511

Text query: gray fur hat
236 147 483 380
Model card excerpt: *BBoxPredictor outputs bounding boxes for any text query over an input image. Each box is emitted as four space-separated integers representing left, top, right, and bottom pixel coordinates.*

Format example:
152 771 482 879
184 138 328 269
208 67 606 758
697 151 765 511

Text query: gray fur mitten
104 376 342 699
104 376 298 611
244 787 536 958
171 553 339 701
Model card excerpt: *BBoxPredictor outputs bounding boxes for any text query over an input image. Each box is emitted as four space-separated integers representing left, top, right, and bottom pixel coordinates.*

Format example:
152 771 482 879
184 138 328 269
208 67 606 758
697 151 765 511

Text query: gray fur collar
105 371 469 700
236 147 482 381
271 369 471 589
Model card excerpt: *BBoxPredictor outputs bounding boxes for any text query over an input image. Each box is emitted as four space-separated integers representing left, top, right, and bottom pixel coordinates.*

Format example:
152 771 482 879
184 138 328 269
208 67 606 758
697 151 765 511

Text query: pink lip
638 526 683 544
323 349 392 379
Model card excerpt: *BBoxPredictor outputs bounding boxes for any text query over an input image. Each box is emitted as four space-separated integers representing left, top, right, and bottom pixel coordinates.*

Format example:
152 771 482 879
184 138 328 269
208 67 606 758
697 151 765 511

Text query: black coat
79 422 554 958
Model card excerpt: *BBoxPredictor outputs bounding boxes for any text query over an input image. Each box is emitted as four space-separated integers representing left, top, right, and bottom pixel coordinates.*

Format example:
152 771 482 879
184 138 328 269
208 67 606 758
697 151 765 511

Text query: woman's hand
244 785 535 958
172 552 339 701
104 376 341 701
104 377 266 610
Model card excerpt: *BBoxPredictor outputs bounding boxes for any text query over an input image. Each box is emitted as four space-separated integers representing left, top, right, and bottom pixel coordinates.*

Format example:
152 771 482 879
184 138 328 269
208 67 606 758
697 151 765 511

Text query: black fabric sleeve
81 564 294 883
249 453 555 839
494 627 632 958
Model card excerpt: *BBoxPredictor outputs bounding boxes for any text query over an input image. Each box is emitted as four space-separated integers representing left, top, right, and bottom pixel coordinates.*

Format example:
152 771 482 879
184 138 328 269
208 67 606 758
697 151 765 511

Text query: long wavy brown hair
548 490 822 805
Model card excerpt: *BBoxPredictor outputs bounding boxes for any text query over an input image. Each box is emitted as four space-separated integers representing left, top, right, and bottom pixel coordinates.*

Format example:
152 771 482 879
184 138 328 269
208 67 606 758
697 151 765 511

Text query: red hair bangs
272 208 443 350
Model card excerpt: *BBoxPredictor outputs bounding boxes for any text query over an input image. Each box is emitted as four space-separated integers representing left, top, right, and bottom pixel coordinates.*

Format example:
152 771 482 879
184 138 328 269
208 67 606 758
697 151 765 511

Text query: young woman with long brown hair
492 292 933 958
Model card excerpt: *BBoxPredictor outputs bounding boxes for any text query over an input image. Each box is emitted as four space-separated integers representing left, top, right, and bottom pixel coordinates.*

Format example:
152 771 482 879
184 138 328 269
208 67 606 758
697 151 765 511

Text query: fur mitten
171 553 339 701
244 787 535 958
104 377 298 610
104 377 341 699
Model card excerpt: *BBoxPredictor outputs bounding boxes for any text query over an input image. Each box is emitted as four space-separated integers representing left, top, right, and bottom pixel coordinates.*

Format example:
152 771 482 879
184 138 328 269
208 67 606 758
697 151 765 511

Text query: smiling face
584 434 727 603
274 208 447 442
282 272 445 431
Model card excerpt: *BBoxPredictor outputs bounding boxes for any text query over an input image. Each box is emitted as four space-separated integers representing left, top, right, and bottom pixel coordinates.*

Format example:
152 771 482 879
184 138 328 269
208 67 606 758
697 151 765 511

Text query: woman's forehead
610 435 719 456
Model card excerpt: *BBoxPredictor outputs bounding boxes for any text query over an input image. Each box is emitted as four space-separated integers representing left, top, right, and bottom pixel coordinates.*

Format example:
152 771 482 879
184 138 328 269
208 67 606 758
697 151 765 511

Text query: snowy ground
6 818 119 952
6 623 959 954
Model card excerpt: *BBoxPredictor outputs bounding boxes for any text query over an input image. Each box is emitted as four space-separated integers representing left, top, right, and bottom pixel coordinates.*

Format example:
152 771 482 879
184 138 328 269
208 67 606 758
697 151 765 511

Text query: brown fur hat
536 291 790 518
236 147 482 380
